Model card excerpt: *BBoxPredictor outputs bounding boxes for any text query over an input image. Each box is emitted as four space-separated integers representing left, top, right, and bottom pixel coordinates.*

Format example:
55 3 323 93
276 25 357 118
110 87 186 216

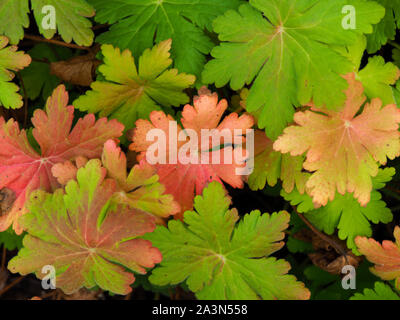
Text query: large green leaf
282 168 395 254
145 182 310 300
202 0 384 139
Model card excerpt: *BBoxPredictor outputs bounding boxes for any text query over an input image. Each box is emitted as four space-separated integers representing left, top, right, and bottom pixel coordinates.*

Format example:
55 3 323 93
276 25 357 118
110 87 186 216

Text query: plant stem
24 34 91 51
293 206 350 264
0 275 26 297
0 246 5 271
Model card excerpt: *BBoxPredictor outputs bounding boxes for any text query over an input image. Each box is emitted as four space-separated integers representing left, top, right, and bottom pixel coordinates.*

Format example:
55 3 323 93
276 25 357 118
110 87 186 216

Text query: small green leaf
0 36 31 109
350 282 400 300
282 169 395 254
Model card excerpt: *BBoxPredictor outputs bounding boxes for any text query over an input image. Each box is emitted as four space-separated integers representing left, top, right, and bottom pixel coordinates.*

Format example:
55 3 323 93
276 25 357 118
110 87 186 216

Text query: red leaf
130 87 254 218
0 85 124 233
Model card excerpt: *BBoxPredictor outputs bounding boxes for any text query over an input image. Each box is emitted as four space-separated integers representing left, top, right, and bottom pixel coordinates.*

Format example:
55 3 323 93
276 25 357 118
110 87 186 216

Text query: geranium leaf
337 35 400 104
145 182 310 300
202 0 385 139
102 140 180 221
366 0 400 53
74 40 195 130
130 87 254 218
282 168 395 254
0 85 124 233
248 130 309 194
88 0 243 78
356 226 400 289
0 36 31 109
52 140 180 222
8 160 161 295
274 74 400 207
0 0 95 46
350 282 400 300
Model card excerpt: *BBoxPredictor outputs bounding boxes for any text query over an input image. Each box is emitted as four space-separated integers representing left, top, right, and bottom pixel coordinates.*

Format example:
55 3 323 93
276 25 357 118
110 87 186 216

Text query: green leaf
74 40 195 130
335 35 400 104
19 44 72 100
31 0 95 46
88 0 243 78
248 143 309 194
0 0 95 46
0 228 23 250
0 36 31 109
282 168 395 254
8 160 161 295
145 182 310 300
350 282 400 300
0 0 30 44
366 0 400 53
286 213 313 254
357 56 400 105
202 0 385 139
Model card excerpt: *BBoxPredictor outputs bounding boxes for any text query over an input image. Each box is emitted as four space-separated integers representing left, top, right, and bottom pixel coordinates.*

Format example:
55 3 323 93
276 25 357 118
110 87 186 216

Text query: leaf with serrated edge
0 0 95 46
130 87 254 219
102 140 180 221
145 182 310 300
350 282 400 300
0 36 31 109
0 85 124 234
74 40 195 130
8 160 161 295
248 130 309 193
366 0 400 53
356 226 400 289
274 74 400 207
282 168 395 254
202 0 385 139
88 0 243 77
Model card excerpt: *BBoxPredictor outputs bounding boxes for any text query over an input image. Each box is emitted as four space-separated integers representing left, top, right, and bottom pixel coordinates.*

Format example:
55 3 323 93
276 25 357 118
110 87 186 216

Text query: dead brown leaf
0 188 16 216
50 51 101 87
293 229 362 275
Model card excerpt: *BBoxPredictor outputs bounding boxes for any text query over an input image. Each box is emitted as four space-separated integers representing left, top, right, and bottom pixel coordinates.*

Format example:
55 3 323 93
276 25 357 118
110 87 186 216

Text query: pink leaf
0 85 124 233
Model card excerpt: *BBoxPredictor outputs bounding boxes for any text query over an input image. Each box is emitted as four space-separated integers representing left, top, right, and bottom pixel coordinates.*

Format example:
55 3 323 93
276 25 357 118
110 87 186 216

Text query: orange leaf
274 73 400 207
356 227 400 289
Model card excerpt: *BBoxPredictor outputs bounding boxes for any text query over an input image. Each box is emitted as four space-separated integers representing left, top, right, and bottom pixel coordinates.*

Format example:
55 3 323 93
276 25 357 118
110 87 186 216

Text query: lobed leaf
202 0 385 139
0 36 31 109
356 226 400 289
74 40 195 130
350 282 400 300
282 168 395 254
0 0 95 46
130 87 254 218
145 182 310 300
0 85 124 233
274 74 400 207
88 0 243 78
8 160 161 295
